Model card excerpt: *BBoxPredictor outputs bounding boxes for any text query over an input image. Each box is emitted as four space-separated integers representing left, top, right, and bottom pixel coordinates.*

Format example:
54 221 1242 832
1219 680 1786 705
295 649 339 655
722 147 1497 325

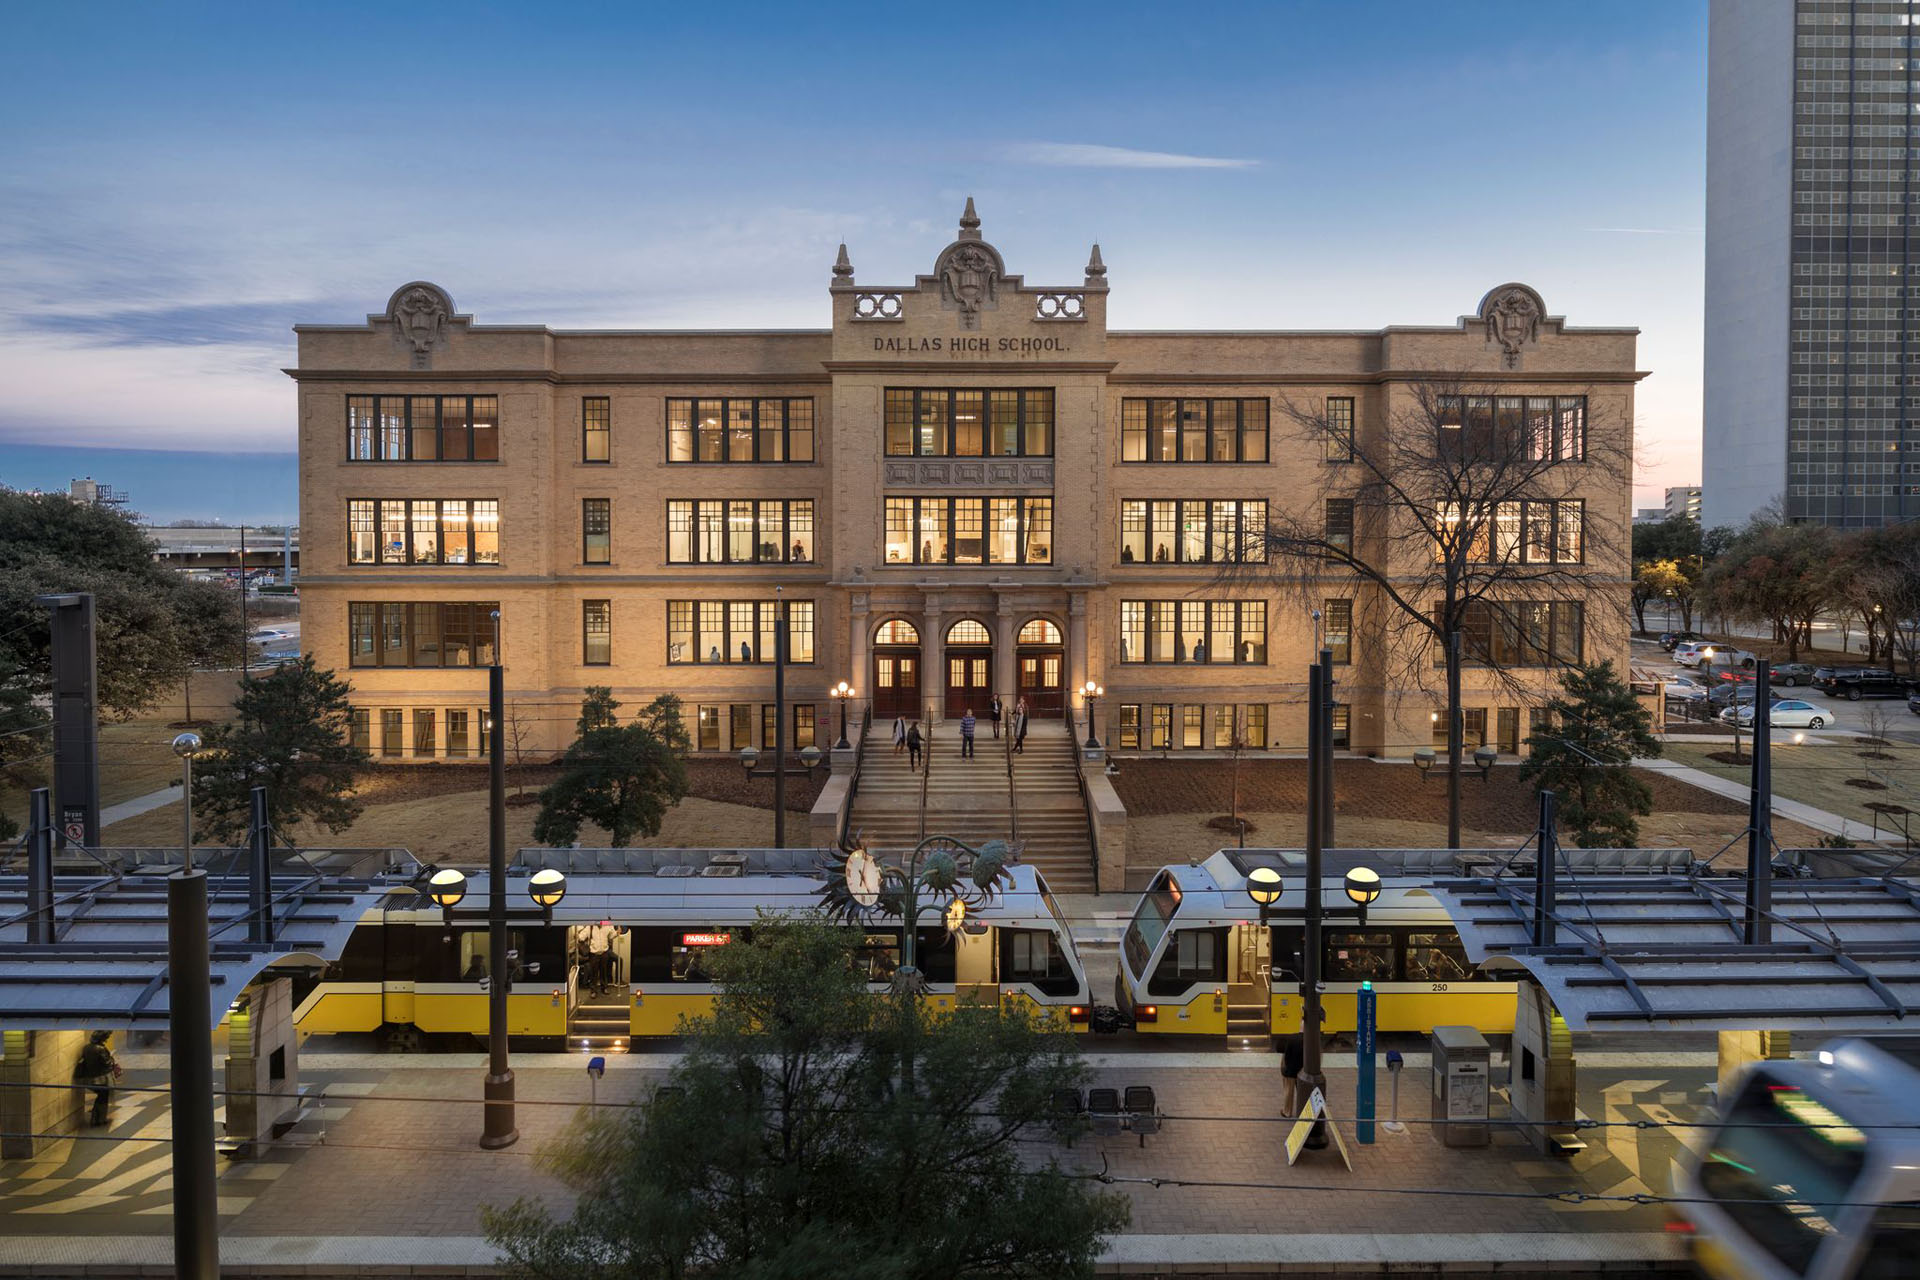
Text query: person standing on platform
587 920 616 993
1280 1034 1304 1116
75 1031 118 1127
906 721 922 772
989 694 1002 739
960 708 976 758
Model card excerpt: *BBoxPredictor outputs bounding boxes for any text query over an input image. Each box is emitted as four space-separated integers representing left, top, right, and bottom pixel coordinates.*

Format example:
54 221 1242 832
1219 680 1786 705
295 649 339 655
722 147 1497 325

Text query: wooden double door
873 648 920 721
1018 647 1063 717
945 647 992 719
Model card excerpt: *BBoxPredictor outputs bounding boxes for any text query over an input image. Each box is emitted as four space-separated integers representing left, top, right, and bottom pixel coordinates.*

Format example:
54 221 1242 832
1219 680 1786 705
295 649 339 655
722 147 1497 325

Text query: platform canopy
0 848 410 1030
1426 872 1920 1032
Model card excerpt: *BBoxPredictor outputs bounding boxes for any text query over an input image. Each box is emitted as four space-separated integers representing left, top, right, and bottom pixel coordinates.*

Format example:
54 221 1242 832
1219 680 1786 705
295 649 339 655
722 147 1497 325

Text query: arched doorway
944 618 992 719
872 618 920 721
1016 618 1064 717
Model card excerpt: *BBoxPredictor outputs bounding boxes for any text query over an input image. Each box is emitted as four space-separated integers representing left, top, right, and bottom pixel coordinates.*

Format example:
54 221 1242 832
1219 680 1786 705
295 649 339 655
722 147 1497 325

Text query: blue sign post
1356 980 1376 1144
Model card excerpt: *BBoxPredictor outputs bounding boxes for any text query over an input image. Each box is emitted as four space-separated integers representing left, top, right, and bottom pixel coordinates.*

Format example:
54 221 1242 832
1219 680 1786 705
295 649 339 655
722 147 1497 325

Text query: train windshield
1697 1077 1868 1275
1123 876 1180 977
1038 888 1077 952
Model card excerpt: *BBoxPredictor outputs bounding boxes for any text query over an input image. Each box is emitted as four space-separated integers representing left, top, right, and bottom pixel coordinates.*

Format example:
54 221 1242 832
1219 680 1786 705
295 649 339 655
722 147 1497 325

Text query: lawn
1663 737 1920 843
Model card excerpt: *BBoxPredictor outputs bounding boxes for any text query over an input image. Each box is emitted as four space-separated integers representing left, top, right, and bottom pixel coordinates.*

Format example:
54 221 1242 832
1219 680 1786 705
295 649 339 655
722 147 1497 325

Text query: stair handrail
1004 704 1019 843
1073 702 1102 895
917 716 932 843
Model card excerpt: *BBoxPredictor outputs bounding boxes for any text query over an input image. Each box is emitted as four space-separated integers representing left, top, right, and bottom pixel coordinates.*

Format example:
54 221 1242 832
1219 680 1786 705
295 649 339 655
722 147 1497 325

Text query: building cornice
283 368 833 385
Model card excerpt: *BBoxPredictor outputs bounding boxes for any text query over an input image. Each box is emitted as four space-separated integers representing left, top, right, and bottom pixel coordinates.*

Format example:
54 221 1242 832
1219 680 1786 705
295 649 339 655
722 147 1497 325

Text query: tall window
582 396 610 463
346 394 499 461
1324 498 1354 555
667 499 814 563
667 600 815 664
1436 395 1586 462
583 600 611 665
1120 398 1269 463
583 499 611 564
347 500 500 565
1118 500 1265 564
1434 500 1583 564
1447 600 1585 668
884 388 1053 457
348 602 499 667
413 709 436 757
1325 397 1355 461
666 398 814 463
883 497 1051 564
1118 601 1266 664
1324 599 1352 665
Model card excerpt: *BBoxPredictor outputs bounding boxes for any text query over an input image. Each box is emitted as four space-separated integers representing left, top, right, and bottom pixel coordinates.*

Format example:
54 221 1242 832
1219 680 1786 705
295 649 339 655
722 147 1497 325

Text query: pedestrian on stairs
1014 698 1029 754
960 708 976 758
989 694 1001 738
906 721 923 771
892 715 907 755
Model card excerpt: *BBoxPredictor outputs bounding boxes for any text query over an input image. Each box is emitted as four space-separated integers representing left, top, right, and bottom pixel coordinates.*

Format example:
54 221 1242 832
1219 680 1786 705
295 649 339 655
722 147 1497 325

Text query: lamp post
832 680 854 751
481 663 517 1149
740 743 826 847
1081 680 1104 749
166 730 217 1279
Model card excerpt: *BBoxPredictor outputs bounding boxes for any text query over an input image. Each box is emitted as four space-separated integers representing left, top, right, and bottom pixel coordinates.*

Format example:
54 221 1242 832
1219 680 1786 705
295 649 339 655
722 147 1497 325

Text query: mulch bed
1111 757 1746 824
351 755 822 813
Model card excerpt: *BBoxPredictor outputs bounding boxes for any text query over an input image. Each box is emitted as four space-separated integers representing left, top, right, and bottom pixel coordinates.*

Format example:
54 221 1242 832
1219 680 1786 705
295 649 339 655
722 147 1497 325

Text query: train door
1227 921 1271 1040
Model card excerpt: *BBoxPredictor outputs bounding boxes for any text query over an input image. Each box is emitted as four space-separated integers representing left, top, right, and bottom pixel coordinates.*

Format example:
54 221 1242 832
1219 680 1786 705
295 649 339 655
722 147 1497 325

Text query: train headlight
428 868 467 909
528 867 567 908
1245 866 1283 908
1344 866 1382 907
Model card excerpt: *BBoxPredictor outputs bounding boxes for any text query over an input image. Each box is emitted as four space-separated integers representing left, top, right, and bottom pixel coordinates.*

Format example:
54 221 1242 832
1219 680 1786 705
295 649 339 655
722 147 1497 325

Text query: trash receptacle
1431 1024 1490 1147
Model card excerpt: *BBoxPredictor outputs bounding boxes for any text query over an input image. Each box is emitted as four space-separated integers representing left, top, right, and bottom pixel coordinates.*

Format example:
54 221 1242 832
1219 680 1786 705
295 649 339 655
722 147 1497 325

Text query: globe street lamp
1245 864 1283 924
1081 680 1105 749
171 732 203 872
832 680 855 750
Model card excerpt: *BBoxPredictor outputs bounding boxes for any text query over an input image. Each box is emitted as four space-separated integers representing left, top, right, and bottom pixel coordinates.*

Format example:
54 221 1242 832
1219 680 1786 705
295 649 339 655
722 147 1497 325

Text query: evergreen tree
1520 660 1661 848
483 917 1129 1279
532 692 689 847
190 656 369 843
0 653 44 840
171 577 245 725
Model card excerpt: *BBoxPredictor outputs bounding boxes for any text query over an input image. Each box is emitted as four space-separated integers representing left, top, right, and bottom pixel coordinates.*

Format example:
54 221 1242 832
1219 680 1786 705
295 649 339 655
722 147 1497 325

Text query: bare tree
505 701 535 800
1244 378 1629 847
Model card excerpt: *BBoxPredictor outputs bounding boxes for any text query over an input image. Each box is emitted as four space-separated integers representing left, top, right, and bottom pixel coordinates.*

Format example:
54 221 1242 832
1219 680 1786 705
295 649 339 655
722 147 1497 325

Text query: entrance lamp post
832 679 855 750
1081 680 1104 749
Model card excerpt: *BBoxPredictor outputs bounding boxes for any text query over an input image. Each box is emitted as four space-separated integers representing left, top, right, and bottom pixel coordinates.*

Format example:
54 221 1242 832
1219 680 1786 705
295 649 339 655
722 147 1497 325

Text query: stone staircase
846 719 1096 894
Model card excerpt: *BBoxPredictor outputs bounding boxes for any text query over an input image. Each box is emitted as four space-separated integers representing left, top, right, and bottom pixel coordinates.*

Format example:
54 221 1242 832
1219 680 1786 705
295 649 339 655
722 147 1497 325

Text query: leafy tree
483 916 1129 1279
1698 521 1835 660
1631 514 1701 566
532 692 690 847
1634 558 1699 633
190 656 369 843
1258 377 1630 847
0 652 45 840
171 577 245 725
0 490 189 718
1520 660 1661 848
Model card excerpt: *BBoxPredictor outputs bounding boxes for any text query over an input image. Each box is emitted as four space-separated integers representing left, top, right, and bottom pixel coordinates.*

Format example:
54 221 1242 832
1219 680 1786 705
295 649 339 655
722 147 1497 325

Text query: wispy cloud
19 301 318 347
1582 227 1704 235
1004 142 1257 170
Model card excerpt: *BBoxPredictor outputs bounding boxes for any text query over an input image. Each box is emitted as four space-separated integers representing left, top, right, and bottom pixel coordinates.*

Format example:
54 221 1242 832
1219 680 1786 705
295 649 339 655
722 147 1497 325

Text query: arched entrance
872 618 921 721
944 619 992 719
1016 618 1064 717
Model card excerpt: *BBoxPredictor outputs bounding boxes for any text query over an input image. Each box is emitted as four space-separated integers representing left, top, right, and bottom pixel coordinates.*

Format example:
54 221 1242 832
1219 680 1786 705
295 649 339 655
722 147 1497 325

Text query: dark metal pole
1745 660 1774 945
1300 661 1328 1148
773 589 787 850
238 525 249 681
26 788 53 944
39 592 100 849
481 663 517 1149
1319 648 1336 851
1446 630 1463 850
248 784 272 945
1533 790 1558 947
169 867 220 1279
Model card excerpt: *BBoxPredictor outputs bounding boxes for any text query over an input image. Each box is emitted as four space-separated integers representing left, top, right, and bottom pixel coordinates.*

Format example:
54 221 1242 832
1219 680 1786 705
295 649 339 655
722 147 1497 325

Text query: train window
856 933 901 983
1324 931 1395 983
1698 1077 1866 1274
1860 1203 1920 1279
1123 875 1179 976
1002 929 1077 995
1148 928 1227 995
1405 932 1471 982
335 924 387 983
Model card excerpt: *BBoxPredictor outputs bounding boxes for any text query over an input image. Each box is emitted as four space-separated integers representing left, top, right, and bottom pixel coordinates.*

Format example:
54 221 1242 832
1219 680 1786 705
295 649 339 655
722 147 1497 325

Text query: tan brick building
291 201 1637 762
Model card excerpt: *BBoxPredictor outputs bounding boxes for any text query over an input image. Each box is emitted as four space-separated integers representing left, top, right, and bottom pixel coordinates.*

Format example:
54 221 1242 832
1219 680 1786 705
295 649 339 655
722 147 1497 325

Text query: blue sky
0 1 1706 514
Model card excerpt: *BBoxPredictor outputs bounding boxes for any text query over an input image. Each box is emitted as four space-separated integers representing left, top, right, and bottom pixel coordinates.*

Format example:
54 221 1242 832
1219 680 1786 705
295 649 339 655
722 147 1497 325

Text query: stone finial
1085 243 1106 282
832 243 854 282
958 196 981 239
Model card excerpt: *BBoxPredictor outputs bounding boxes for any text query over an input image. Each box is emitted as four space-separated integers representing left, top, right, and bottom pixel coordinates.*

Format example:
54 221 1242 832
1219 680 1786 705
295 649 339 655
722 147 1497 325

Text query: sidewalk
0 1056 1706 1275
99 786 179 828
1639 757 1854 837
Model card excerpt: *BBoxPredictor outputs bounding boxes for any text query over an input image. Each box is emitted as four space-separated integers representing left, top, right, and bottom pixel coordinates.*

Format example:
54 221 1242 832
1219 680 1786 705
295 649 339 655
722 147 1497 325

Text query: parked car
1663 676 1708 701
1720 699 1832 730
1768 662 1818 687
1704 645 1758 668
1909 690 1920 717
1674 641 1710 667
1707 683 1781 709
1819 668 1913 700
1660 630 1705 652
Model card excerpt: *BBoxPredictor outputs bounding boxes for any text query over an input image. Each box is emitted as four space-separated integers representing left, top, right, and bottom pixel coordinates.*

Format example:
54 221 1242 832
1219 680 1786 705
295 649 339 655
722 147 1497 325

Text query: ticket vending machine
1430 1024 1490 1148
